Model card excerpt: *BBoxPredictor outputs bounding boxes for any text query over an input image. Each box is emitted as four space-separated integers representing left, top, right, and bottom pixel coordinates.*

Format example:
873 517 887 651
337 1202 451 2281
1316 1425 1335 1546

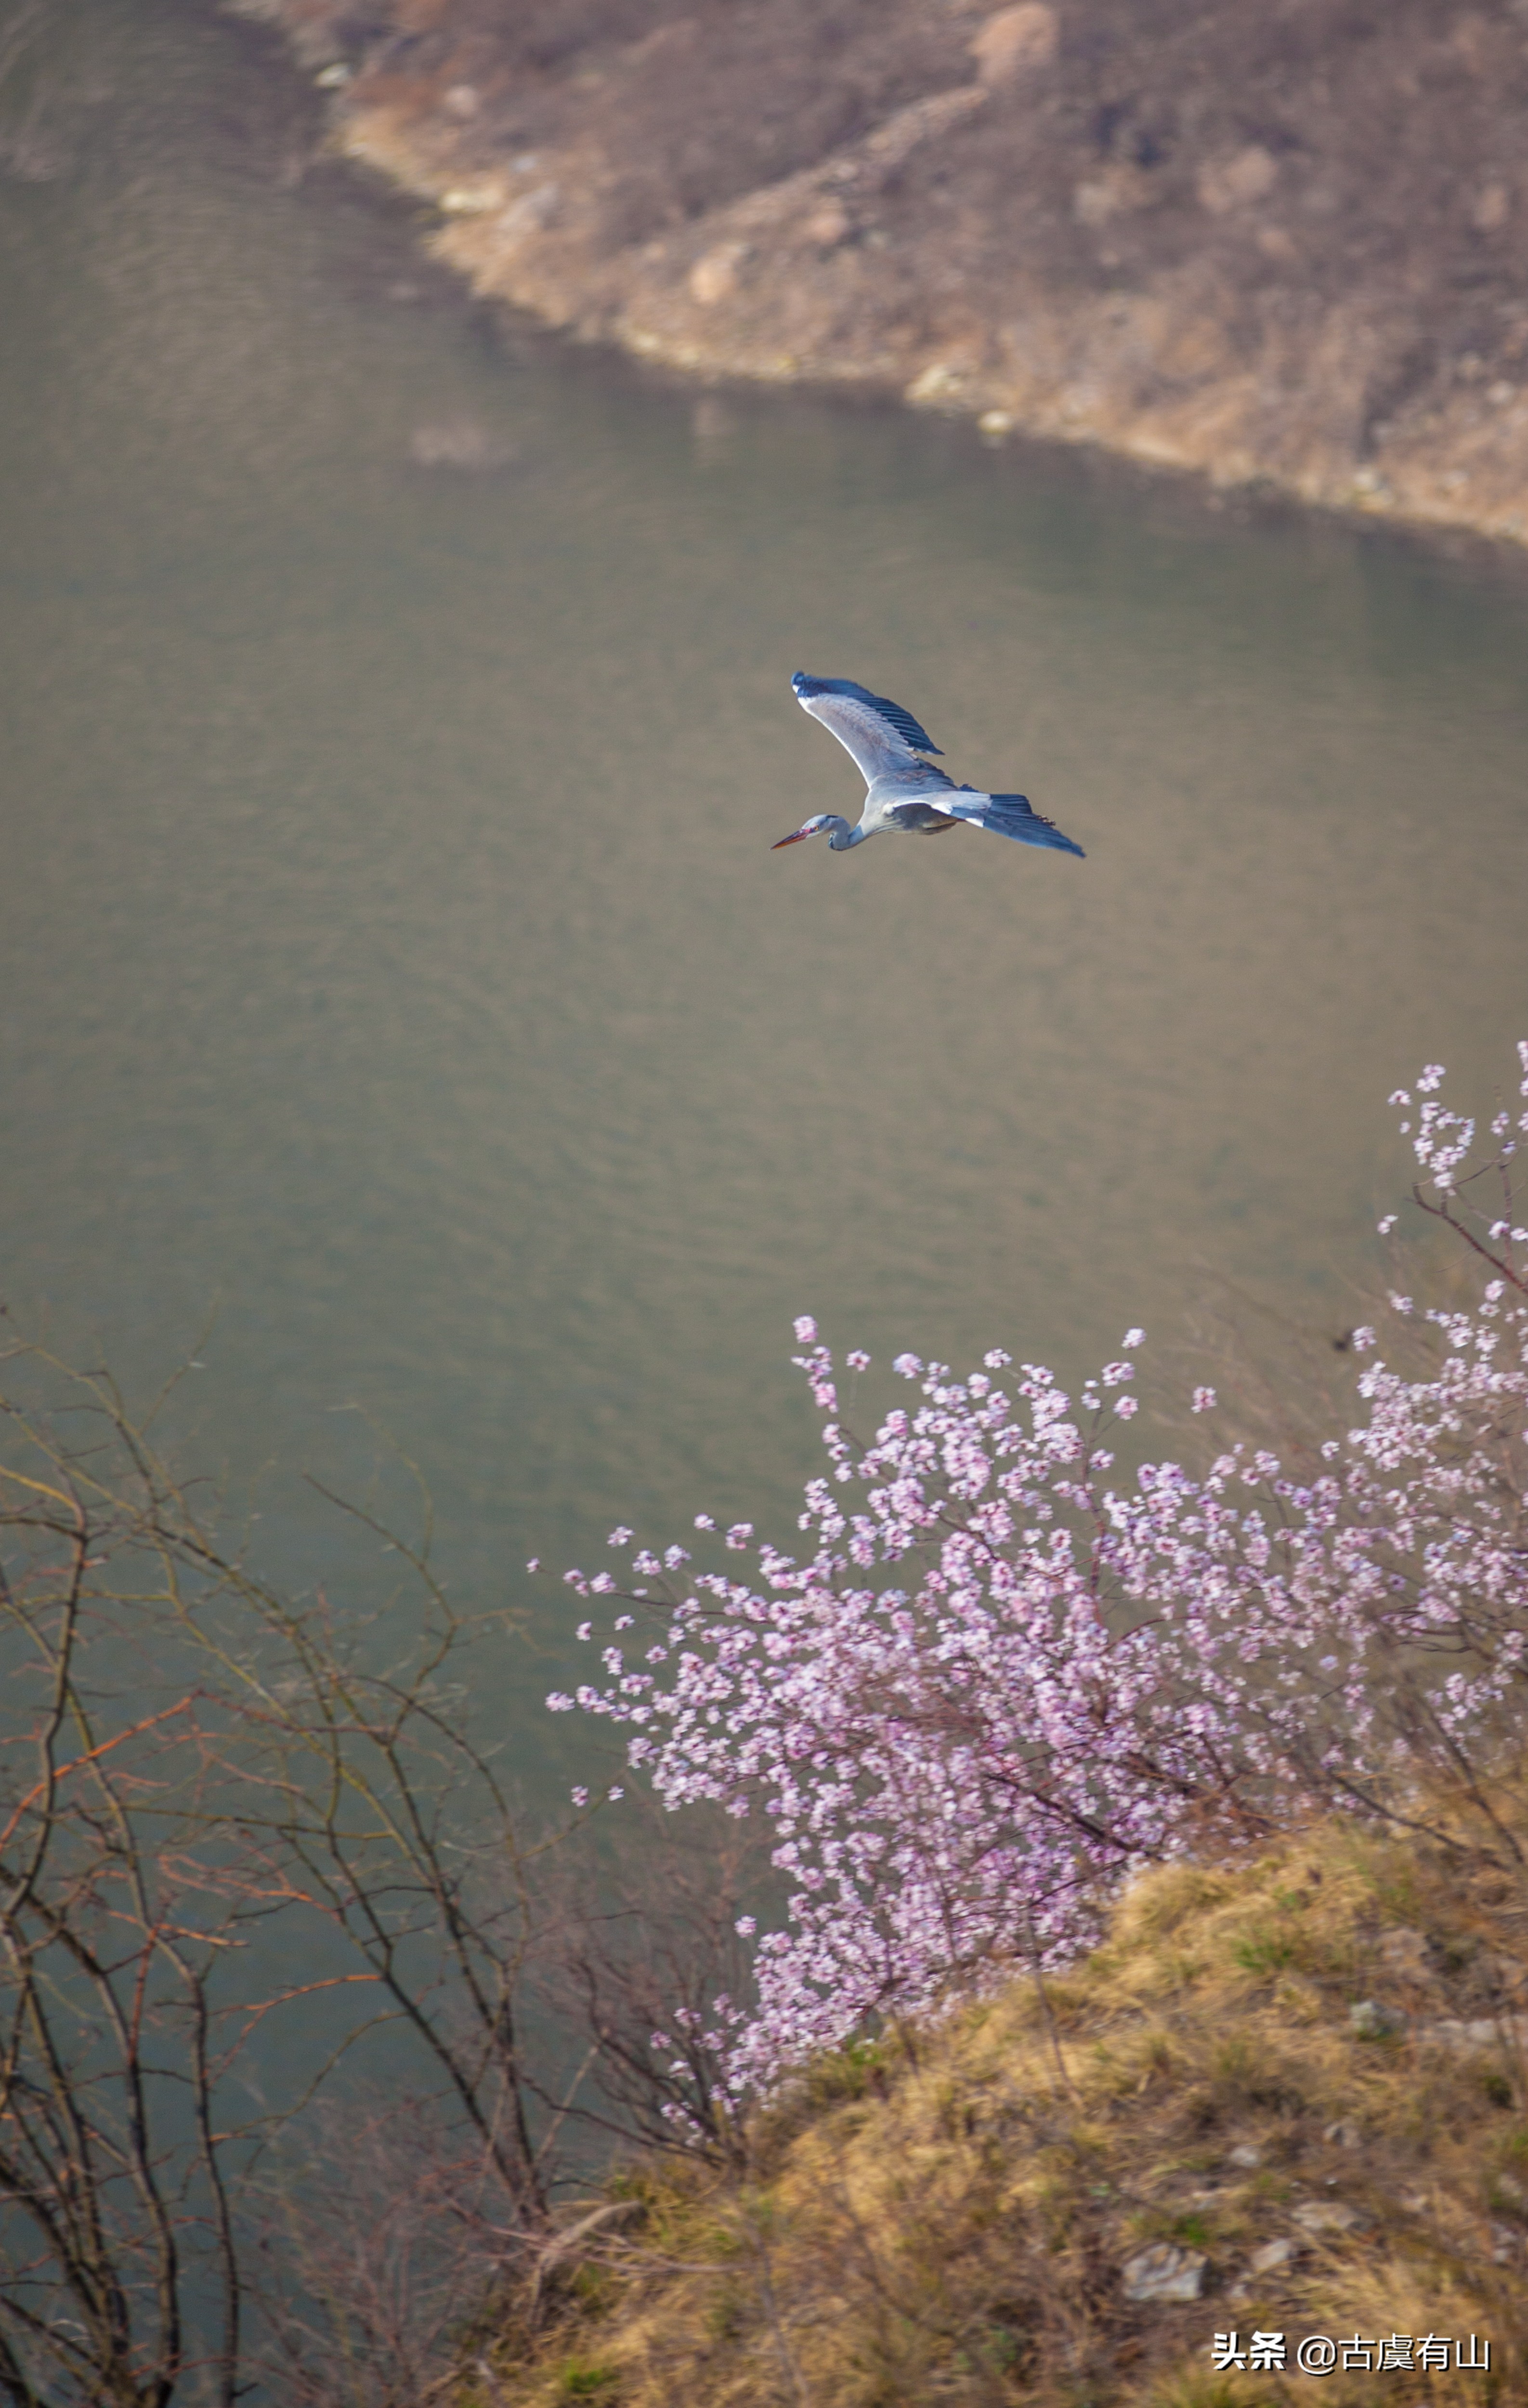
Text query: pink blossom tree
551 1044 1528 2103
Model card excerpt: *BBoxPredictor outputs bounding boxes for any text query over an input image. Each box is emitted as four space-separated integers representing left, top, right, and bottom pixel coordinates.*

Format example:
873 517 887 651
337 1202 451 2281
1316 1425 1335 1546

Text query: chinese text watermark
1211 2332 1490 2374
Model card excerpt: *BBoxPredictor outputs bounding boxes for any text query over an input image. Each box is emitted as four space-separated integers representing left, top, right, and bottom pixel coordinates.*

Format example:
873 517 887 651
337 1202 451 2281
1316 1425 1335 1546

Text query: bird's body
773 672 1084 860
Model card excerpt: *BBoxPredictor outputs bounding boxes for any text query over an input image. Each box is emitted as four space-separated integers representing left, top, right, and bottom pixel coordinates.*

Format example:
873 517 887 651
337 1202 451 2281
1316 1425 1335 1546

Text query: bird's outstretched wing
942 786 1085 857
792 672 943 787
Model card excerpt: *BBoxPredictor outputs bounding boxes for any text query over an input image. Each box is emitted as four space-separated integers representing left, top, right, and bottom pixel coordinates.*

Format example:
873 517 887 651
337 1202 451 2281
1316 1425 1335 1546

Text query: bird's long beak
771 826 813 849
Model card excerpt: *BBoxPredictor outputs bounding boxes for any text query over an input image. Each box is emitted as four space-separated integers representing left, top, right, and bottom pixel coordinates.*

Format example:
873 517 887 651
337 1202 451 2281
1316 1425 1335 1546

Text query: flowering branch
554 1040 1528 2102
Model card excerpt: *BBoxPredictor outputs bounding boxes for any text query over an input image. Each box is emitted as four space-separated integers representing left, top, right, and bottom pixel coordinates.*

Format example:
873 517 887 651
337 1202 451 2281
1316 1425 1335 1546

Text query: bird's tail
949 787 1086 857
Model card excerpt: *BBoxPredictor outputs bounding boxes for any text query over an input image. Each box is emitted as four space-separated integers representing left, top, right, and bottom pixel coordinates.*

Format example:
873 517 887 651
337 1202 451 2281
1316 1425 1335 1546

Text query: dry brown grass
457 1772 1528 2408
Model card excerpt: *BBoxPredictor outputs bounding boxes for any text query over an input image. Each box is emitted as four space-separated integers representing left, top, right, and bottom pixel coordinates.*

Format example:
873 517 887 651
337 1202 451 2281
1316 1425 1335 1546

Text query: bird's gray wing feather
797 688 933 787
942 788 1085 857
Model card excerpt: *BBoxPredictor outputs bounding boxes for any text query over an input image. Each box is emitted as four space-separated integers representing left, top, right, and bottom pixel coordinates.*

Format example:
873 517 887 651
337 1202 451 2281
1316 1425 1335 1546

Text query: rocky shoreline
241 0 1528 550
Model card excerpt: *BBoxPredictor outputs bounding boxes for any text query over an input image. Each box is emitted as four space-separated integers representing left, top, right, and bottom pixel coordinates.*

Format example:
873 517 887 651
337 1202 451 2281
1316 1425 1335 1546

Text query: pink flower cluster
550 1046 1528 2097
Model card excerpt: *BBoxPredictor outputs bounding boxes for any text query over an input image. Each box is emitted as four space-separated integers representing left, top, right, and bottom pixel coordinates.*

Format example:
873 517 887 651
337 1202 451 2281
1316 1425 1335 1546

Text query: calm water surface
4 0 1528 1793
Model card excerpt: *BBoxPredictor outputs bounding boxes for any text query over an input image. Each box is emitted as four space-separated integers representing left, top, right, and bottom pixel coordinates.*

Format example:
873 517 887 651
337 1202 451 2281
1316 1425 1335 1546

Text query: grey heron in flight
772 674 1084 859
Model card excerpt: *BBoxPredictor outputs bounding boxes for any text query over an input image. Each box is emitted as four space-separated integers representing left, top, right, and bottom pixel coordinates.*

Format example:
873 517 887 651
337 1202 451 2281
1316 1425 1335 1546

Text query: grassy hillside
463 1778 1528 2408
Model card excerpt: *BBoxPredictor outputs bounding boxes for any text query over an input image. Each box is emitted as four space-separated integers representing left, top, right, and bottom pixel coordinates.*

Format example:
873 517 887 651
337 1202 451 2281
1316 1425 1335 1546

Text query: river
4 0 1528 1815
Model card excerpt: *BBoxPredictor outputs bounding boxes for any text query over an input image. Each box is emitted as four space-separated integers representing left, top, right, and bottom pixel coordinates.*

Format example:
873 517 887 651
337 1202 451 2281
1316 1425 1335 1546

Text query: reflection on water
3 0 1528 1790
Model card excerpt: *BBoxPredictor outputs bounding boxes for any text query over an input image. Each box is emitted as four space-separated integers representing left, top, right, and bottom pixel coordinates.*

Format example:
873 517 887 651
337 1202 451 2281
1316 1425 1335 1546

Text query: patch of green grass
1232 1932 1297 1976
556 2359 618 2401
802 2036 887 2107
1129 2203 1215 2250
1500 2125 1528 2168
568 2264 615 2316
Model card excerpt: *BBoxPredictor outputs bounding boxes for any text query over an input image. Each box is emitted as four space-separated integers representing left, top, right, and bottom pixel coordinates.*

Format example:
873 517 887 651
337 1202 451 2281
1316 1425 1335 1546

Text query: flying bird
772 674 1084 859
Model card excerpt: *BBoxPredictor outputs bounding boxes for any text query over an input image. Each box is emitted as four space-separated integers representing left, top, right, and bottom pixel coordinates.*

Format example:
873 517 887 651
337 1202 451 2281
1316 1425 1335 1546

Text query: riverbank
237 0 1528 549
458 1781 1528 2407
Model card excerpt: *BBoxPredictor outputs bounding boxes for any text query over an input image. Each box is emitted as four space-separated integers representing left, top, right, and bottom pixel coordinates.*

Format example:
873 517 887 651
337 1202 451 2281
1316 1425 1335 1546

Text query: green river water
3 0 1528 1808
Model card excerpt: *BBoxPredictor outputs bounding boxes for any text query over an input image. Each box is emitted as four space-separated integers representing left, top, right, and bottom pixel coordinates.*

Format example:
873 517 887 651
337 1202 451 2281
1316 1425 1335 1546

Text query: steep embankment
241 0 1528 547
461 1788 1528 2407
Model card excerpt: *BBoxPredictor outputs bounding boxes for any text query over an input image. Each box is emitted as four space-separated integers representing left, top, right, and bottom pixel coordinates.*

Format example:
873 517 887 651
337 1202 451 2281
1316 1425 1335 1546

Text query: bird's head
771 813 837 850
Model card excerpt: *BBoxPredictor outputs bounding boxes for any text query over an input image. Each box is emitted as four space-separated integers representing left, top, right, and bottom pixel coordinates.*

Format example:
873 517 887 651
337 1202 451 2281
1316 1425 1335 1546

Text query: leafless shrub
0 1332 739 2403
539 1796 771 2171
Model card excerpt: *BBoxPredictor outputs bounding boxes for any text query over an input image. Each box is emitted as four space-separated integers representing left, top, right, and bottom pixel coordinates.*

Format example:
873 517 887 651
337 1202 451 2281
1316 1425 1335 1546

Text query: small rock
1348 1999 1402 2040
1322 2120 1361 2148
1489 380 1517 405
1377 1930 1434 1981
906 361 968 403
441 183 506 216
1492 2222 1520 2264
501 183 559 234
1197 145 1279 215
1227 2144 1263 2170
1293 2201 1364 2235
1121 2242 1208 2304
978 408 1016 438
969 4 1059 87
1423 2015 1528 2051
802 202 851 248
1248 2238 1300 2277
314 61 352 89
689 245 747 305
